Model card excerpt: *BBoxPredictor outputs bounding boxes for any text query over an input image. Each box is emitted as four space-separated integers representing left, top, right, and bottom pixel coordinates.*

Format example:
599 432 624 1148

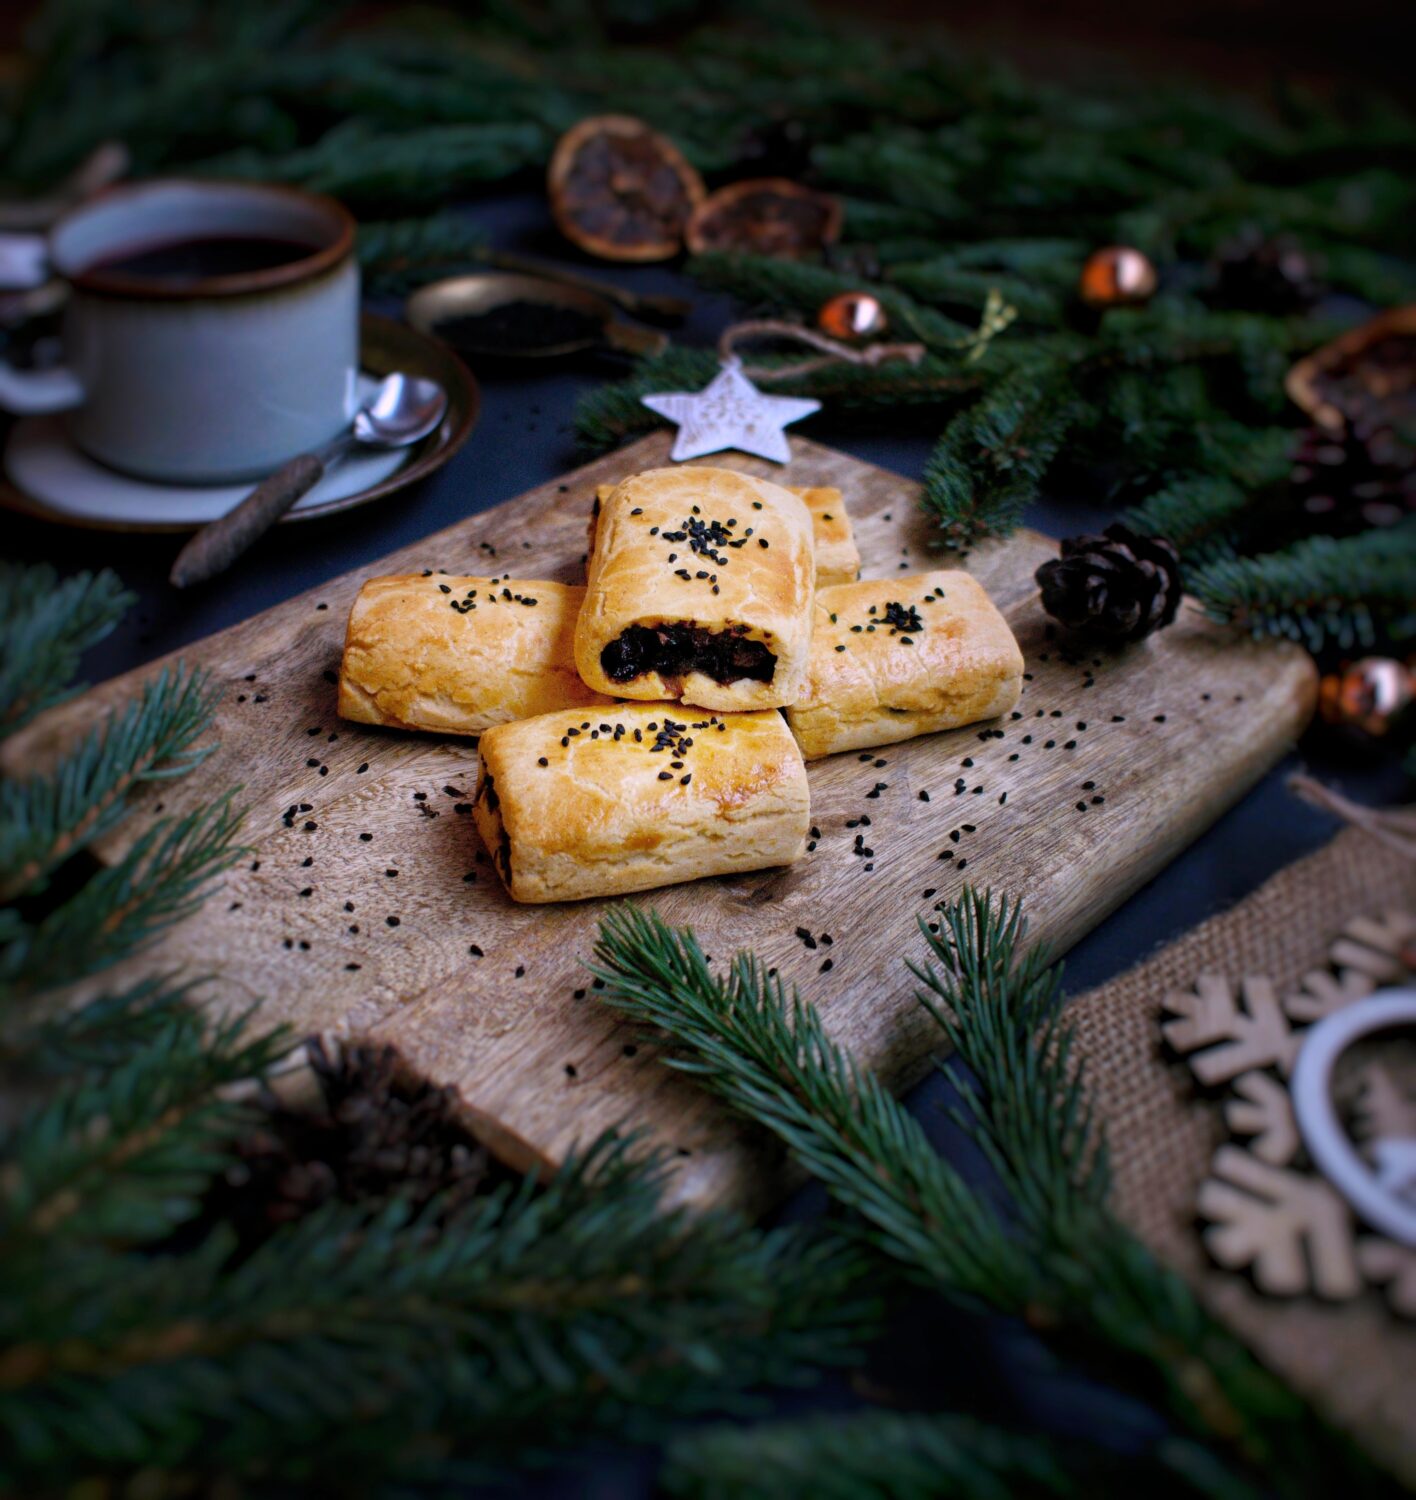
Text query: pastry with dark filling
471 702 809 902
574 466 815 711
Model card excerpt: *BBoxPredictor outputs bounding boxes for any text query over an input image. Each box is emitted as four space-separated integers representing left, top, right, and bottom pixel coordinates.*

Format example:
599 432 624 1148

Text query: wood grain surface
7 432 1318 1213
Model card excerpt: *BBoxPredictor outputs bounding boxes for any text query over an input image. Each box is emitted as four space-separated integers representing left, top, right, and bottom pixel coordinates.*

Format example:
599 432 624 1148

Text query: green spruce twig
591 896 1388 1497
1191 522 1416 651
0 565 133 738
0 1133 871 1493
662 1409 1076 1499
1 999 284 1247
0 666 220 904
923 365 1086 550
0 792 247 1000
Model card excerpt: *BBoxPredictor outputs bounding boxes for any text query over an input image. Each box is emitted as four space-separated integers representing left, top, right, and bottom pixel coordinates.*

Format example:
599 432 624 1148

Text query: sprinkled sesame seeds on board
22 432 1316 1217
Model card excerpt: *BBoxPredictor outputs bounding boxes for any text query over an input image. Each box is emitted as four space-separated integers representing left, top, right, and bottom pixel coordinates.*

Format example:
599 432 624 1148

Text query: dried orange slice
685 178 842 259
548 114 705 263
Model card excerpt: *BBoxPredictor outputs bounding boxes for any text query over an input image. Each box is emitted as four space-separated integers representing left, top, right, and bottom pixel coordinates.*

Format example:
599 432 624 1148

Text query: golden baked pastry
785 571 1023 759
591 480 858 588
472 702 809 903
788 485 859 588
338 573 613 736
575 466 815 712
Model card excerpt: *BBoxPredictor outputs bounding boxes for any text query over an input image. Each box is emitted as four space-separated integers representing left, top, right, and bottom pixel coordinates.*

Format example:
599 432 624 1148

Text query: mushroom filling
600 623 775 686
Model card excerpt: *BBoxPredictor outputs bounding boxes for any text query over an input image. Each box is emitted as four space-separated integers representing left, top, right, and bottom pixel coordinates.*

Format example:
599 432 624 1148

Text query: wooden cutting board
11 432 1317 1213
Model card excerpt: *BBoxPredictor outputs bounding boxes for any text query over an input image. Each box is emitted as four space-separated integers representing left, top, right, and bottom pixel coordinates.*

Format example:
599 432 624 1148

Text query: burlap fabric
1066 825 1416 1484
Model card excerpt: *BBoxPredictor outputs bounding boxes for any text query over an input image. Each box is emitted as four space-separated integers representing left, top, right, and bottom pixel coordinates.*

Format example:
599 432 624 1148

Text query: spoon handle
169 452 326 589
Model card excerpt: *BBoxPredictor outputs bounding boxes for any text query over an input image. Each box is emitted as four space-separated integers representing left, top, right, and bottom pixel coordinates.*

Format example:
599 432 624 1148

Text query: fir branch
662 1410 1075 1500
198 119 549 209
922 366 1086 550
0 1134 871 1492
590 905 1038 1310
687 252 981 351
1123 475 1255 565
358 213 492 295
0 564 133 738
1191 522 1416 652
0 665 219 904
1119 426 1296 564
592 897 1388 1497
0 793 247 1000
0 973 198 1074
573 347 983 454
0 999 283 1247
888 256 1071 323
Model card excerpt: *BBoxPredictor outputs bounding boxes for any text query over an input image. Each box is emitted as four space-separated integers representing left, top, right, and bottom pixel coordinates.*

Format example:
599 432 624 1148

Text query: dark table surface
3 192 1404 1491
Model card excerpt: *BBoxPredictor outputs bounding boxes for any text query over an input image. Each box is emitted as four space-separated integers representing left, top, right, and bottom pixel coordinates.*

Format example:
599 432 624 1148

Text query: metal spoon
169 373 447 589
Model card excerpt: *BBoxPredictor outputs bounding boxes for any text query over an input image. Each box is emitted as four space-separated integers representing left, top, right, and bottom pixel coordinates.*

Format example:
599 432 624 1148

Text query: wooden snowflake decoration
1161 907 1416 1315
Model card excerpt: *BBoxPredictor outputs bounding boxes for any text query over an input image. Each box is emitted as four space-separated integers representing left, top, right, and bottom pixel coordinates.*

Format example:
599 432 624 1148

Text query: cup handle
0 362 85 415
0 231 86 414
0 233 50 292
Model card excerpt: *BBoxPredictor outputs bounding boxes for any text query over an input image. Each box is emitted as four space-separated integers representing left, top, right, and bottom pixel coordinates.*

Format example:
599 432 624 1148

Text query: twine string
718 318 926 380
1288 773 1416 860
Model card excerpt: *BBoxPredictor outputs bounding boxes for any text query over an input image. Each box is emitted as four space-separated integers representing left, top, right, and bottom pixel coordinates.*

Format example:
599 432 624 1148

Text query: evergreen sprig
663 1409 1075 1499
1191 521 1416 651
0 791 246 1000
0 665 219 903
0 564 133 738
1 998 283 1248
0 561 876 1494
358 214 493 295
574 346 985 454
923 364 1087 550
0 1135 870 1494
592 896 1388 1497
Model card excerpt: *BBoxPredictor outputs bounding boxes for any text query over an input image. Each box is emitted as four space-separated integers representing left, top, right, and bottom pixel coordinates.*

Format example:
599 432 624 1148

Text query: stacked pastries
338 465 1023 903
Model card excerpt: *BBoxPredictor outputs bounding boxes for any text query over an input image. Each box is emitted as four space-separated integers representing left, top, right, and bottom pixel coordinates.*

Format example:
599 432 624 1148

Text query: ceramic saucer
0 314 478 533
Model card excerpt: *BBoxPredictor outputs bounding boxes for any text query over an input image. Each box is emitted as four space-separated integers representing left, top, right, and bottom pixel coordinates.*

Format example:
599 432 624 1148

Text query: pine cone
1209 229 1322 314
1290 420 1416 536
1036 524 1183 643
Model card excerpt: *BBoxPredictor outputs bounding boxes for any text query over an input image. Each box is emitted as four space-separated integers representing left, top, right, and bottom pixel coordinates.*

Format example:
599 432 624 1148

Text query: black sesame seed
386 915 400 927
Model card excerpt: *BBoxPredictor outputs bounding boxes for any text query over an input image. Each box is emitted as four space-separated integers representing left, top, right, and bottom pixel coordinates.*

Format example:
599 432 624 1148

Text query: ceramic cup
0 180 359 483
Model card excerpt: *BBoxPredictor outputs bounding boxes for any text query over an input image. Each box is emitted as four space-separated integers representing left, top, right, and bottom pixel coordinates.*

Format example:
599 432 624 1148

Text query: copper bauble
1317 657 1414 737
1078 246 1158 309
817 290 888 340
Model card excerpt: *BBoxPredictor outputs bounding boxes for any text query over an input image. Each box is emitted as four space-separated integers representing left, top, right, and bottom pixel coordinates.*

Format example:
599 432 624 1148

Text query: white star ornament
641 357 820 464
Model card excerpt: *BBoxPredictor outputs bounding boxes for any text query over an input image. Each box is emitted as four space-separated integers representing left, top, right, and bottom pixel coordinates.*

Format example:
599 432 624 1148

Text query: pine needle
1191 521 1416 651
0 665 220 903
0 792 248 1000
0 565 133 738
663 1409 1076 1500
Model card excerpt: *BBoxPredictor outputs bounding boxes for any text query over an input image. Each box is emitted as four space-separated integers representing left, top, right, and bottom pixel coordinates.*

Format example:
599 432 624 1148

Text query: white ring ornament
1290 988 1416 1248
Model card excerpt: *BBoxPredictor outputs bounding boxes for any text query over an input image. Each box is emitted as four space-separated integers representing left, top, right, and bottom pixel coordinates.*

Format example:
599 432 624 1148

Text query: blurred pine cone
1209 229 1323 314
1036 523 1183 643
1290 420 1416 536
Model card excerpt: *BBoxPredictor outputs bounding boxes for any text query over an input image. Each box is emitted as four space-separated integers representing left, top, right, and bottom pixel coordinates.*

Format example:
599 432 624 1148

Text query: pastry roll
785 572 1024 759
591 481 858 588
788 486 859 588
338 573 613 736
472 702 809 903
575 466 815 712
